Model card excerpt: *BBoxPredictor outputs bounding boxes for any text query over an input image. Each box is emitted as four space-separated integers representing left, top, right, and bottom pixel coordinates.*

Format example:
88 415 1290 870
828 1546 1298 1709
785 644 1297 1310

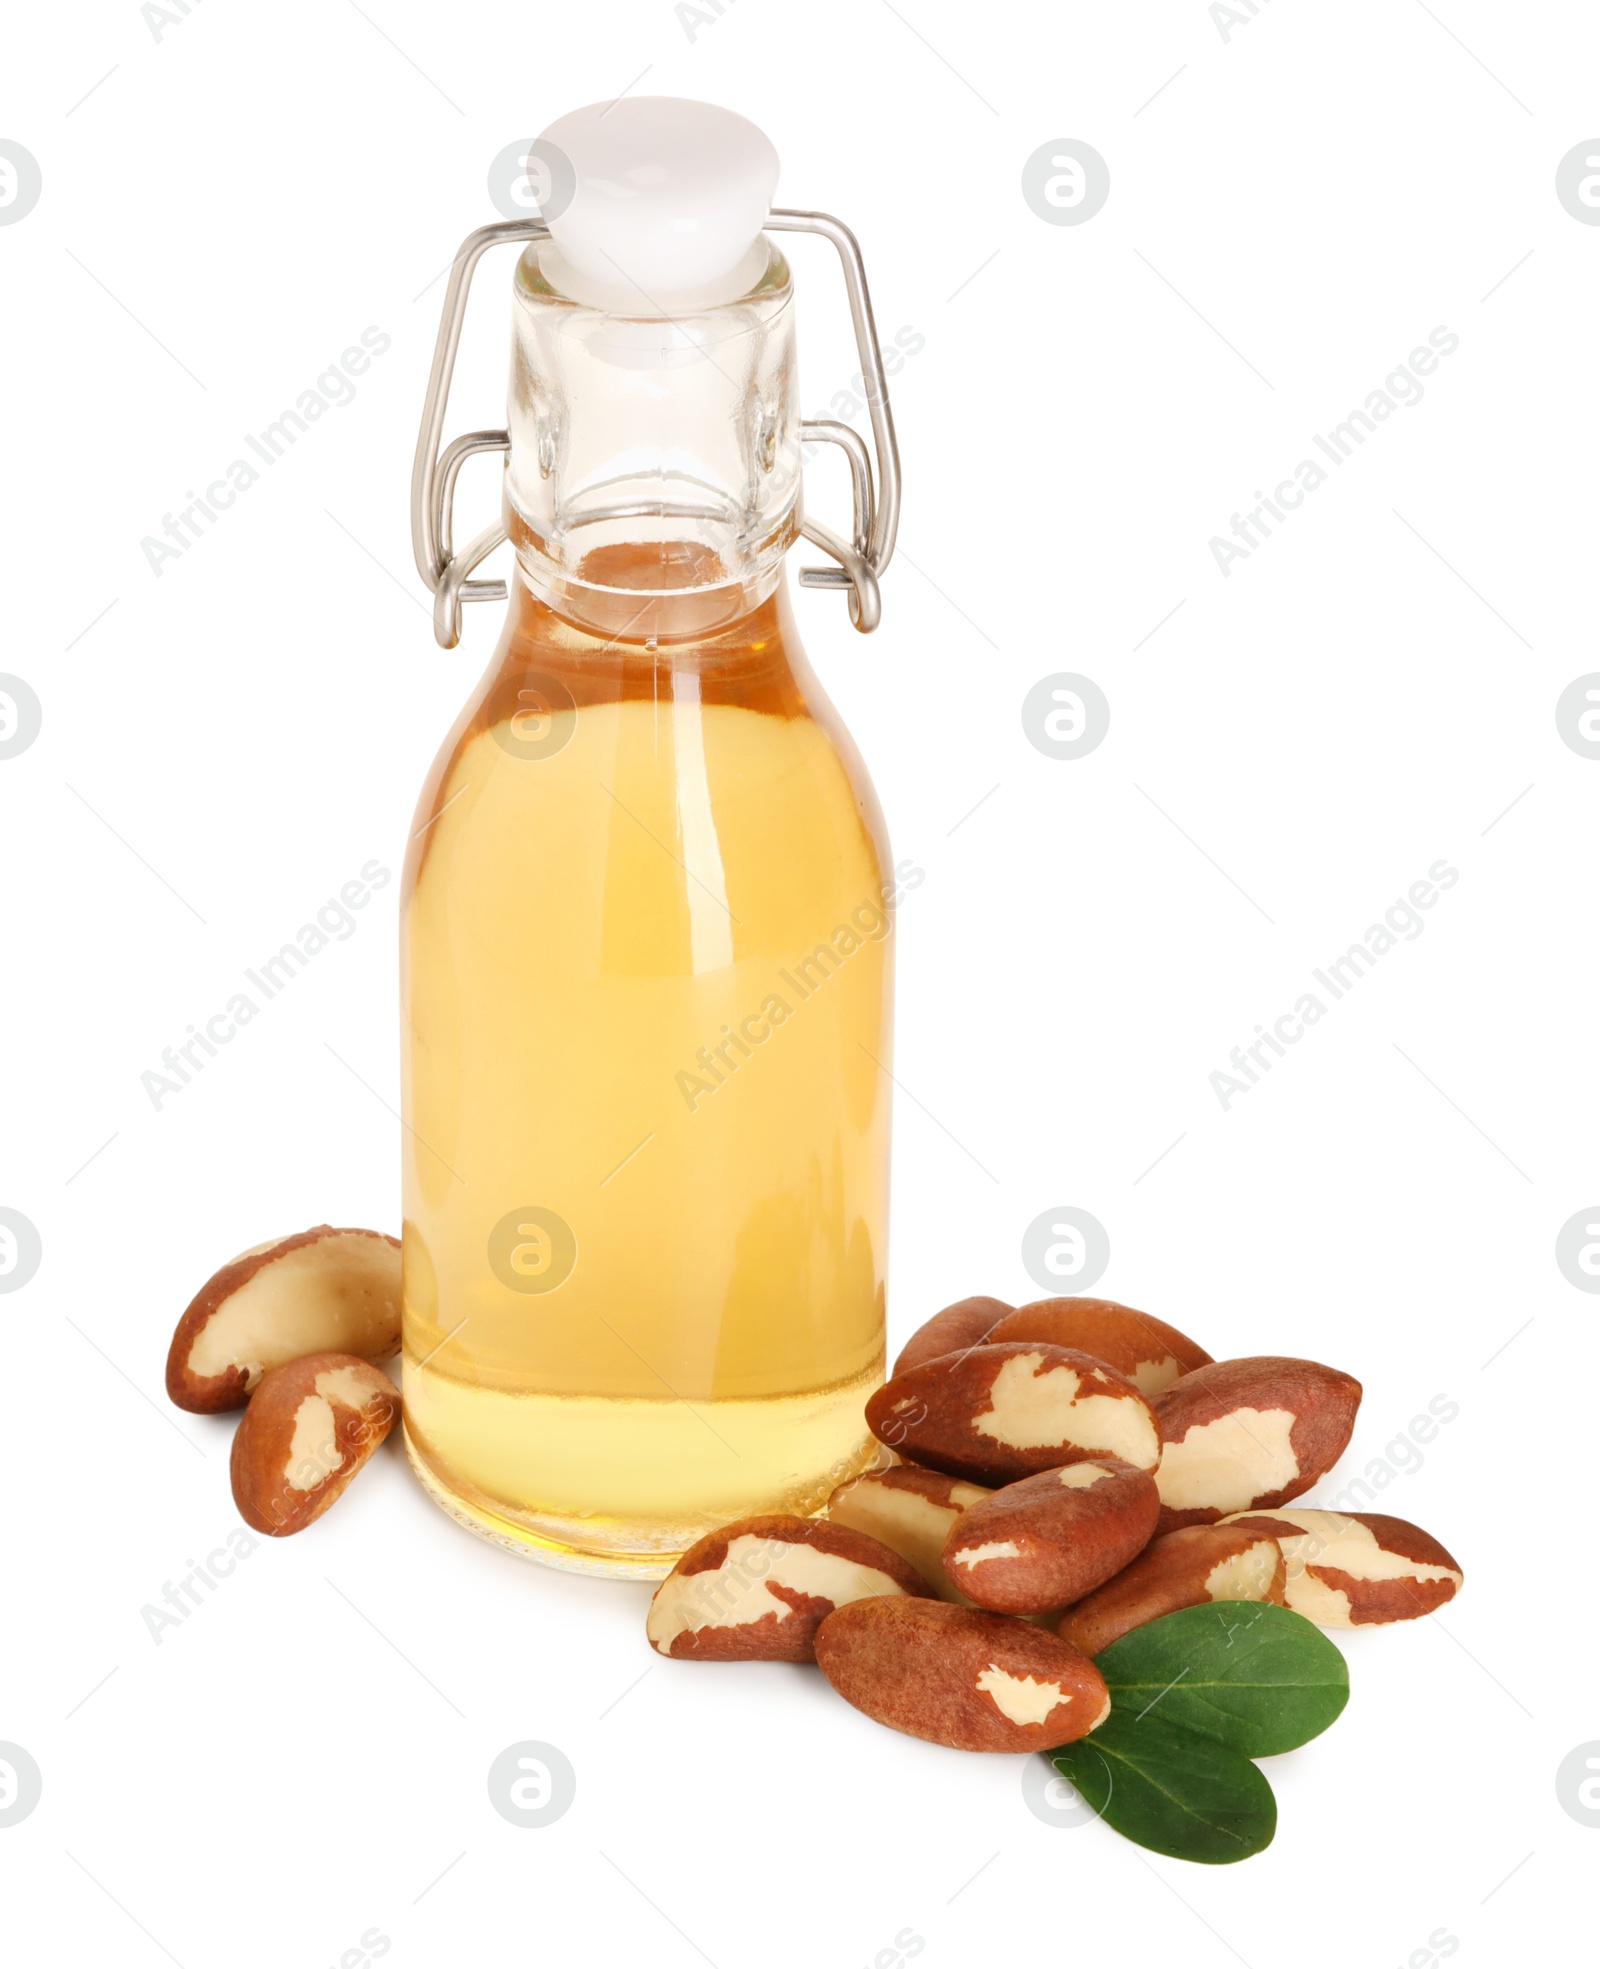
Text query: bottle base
402 1421 885 1580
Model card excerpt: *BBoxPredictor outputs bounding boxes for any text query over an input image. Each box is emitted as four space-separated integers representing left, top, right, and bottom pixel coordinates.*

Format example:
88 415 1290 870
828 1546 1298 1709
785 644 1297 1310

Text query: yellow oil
400 577 892 1575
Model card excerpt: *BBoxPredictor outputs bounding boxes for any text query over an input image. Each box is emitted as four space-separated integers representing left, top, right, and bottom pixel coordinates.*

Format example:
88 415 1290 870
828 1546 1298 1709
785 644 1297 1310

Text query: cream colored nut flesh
1156 1407 1301 1515
826 1467 992 1601
865 1343 1161 1487
229 1351 399 1536
1151 1357 1362 1530
975 1665 1091 1728
648 1536 912 1654
1221 1509 1463 1627
973 1352 1160 1469
1203 1541 1283 1601
948 1540 1023 1571
646 1516 931 1661
166 1226 402 1413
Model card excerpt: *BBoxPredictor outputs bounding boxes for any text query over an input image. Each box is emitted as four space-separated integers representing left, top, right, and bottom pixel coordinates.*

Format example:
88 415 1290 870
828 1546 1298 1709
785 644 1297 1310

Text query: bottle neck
503 505 790 643
504 238 801 643
498 549 803 684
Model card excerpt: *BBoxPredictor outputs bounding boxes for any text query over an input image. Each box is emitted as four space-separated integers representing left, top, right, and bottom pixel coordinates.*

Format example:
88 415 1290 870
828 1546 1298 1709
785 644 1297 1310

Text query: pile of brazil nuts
646 1294 1465 1757
162 1240 1465 1772
165 1226 402 1533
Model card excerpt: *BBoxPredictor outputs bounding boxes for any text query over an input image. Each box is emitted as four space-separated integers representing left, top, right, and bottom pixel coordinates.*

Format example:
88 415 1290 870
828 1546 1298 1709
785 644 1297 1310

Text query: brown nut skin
866 1343 1160 1487
1152 1355 1362 1533
229 1352 398 1537
815 1598 1110 1753
1055 1524 1286 1656
942 1458 1161 1616
167 1226 402 1413
1221 1509 1463 1628
990 1298 1212 1396
891 1296 1013 1376
826 1466 993 1600
646 1516 932 1662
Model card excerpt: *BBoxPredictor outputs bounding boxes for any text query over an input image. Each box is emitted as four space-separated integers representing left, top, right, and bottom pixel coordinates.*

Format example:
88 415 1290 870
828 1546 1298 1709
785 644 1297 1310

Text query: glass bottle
400 101 900 1576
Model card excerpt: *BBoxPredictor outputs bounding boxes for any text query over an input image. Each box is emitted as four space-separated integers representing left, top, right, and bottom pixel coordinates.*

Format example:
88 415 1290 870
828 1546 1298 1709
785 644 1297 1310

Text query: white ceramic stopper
536 97 780 313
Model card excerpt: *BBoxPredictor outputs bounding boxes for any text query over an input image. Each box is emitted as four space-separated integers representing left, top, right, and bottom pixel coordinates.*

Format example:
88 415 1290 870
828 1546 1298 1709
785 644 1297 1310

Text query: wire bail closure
410 210 901 648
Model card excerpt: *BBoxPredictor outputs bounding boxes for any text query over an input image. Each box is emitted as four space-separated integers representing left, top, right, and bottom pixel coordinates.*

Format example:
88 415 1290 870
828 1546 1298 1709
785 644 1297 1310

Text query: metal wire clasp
410 210 901 647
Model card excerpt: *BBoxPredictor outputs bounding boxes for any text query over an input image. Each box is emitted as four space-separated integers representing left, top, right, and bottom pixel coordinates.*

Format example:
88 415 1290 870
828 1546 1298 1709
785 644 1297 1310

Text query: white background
3 1 1596 1963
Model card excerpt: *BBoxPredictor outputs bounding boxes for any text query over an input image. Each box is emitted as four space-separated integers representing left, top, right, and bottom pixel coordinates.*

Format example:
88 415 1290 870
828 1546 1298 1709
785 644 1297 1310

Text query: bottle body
400 574 892 1573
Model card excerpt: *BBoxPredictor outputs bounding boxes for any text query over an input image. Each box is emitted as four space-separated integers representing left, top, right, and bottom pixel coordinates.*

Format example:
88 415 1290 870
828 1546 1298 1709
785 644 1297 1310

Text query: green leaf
1094 1600 1349 1757
1050 1710 1276 1864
